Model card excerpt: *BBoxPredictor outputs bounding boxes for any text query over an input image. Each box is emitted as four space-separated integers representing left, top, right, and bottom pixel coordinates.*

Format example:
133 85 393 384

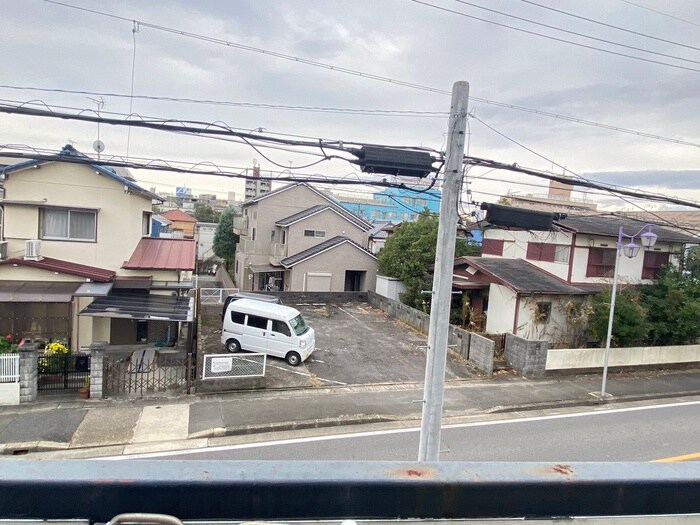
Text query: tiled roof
123 238 196 270
162 209 197 223
0 256 115 282
455 257 590 295
555 214 698 243
281 236 376 268
1 145 162 202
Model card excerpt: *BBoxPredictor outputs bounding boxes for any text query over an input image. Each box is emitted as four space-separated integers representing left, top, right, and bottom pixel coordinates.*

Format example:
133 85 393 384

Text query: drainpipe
567 233 576 283
512 295 521 335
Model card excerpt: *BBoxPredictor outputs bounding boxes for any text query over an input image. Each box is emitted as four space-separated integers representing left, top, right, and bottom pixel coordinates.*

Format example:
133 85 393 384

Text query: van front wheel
286 351 302 366
226 339 241 353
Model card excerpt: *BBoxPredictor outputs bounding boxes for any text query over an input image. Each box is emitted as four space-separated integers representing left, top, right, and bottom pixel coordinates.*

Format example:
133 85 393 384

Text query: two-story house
233 183 378 292
453 214 697 345
0 145 195 351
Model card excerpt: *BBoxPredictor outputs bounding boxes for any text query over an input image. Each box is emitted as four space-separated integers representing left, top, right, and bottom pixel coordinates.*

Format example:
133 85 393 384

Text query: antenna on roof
88 97 105 159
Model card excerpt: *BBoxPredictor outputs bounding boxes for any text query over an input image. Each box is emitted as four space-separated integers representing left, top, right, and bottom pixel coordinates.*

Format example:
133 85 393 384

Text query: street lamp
600 224 657 399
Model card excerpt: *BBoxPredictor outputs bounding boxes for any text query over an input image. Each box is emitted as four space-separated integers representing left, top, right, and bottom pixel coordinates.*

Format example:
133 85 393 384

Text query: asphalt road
134 400 700 462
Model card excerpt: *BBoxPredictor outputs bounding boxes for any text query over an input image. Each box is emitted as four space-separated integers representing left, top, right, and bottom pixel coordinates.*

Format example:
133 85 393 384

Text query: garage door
305 273 332 292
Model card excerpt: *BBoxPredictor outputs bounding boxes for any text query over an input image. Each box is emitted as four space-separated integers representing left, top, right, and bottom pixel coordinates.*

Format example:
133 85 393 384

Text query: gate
103 352 194 397
37 354 91 393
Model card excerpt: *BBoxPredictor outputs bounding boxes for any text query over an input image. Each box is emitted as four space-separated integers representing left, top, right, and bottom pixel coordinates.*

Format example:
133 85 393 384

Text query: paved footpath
1 369 699 456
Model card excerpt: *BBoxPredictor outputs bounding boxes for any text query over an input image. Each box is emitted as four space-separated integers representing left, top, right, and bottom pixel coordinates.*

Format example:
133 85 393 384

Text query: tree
587 286 649 347
213 207 240 271
641 265 700 345
194 203 220 223
378 213 478 309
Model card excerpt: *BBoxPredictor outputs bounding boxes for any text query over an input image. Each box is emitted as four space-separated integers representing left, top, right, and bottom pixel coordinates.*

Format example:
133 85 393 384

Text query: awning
250 264 282 273
79 293 194 322
73 282 114 297
0 281 80 302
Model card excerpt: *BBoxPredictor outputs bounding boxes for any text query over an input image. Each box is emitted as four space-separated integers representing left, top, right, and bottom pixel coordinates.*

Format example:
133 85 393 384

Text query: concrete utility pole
418 81 470 462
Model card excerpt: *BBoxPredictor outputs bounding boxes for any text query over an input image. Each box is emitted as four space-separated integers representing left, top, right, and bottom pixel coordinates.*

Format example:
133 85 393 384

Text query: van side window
230 311 245 325
271 320 291 337
247 314 269 330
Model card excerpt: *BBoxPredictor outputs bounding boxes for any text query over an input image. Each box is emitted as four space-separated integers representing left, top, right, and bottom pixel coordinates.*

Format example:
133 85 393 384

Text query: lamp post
600 224 657 399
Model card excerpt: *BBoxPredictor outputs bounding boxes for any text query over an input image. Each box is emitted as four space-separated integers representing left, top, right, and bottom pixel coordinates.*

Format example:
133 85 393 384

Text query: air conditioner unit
24 239 42 261
0 241 7 260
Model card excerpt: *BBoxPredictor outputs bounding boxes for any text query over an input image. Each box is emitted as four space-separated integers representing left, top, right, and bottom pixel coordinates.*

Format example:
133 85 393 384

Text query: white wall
0 383 19 406
375 275 406 301
485 284 517 334
546 344 700 370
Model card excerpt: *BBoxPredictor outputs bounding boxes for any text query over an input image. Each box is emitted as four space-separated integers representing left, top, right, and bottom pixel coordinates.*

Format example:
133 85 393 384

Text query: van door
244 314 270 352
267 319 293 358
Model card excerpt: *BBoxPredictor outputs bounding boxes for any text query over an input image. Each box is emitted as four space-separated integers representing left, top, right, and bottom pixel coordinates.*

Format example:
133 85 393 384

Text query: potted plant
78 378 90 399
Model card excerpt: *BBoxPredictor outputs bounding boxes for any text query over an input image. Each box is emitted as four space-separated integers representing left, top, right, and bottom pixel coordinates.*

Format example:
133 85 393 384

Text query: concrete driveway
200 301 478 388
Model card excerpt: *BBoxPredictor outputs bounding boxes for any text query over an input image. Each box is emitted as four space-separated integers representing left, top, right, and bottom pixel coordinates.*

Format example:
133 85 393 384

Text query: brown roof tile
0 257 115 282
123 238 196 270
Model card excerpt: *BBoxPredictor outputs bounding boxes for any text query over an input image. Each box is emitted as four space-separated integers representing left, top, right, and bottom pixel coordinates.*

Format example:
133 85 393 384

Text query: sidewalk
1 369 699 456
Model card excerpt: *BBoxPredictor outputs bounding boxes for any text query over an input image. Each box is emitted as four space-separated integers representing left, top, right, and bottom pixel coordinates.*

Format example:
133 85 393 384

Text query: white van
221 298 315 366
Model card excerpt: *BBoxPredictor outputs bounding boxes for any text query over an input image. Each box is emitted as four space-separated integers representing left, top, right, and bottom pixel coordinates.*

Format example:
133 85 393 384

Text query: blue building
336 186 441 222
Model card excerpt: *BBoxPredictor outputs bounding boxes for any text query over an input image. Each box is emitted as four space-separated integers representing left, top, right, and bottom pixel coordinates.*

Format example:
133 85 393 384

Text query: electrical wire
450 0 700 64
411 0 700 73
28 2 700 149
520 0 700 52
619 0 700 29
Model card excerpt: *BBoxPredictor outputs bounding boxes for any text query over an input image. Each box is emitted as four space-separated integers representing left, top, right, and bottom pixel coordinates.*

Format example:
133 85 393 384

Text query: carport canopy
79 293 194 322
0 281 80 302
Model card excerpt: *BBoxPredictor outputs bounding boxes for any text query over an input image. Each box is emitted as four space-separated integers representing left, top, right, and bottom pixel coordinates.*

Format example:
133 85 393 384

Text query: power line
619 0 700 29
30 2 700 149
411 0 700 73
450 0 700 64
520 0 700 52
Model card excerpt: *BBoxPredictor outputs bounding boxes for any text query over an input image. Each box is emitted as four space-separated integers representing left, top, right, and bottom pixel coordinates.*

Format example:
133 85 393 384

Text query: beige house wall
2 162 152 271
286 209 367 252
287 243 378 292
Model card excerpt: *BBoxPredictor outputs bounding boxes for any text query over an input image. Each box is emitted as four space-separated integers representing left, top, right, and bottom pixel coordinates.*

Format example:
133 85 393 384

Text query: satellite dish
92 140 105 153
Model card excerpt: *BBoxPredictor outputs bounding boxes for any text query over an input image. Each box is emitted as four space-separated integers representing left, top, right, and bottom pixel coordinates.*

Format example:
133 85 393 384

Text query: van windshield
289 314 309 336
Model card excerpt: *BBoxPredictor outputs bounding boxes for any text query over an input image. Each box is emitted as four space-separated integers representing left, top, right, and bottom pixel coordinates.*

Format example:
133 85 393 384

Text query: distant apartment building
502 178 597 214
334 186 441 222
245 164 272 200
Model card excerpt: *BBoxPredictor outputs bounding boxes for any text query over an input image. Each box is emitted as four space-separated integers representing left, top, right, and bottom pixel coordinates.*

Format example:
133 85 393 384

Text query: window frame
40 207 97 242
586 247 616 277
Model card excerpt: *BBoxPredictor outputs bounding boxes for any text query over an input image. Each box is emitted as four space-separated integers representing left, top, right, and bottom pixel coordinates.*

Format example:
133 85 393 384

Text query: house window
282 230 287 244
555 245 570 263
642 251 670 279
586 247 616 277
534 302 551 323
40 208 96 241
526 242 556 262
142 212 152 236
270 230 275 241
252 227 256 241
304 229 326 238
482 239 504 256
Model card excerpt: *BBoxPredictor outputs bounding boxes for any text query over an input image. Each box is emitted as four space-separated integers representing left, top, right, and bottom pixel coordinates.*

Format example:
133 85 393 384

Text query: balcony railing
233 216 249 234
240 239 288 262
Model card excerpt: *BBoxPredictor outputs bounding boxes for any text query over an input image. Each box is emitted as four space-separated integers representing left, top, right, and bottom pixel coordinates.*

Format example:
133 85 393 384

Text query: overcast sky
2 0 700 212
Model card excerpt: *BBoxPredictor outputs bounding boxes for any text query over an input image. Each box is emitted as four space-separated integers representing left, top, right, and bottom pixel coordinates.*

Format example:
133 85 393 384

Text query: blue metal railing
1 461 699 521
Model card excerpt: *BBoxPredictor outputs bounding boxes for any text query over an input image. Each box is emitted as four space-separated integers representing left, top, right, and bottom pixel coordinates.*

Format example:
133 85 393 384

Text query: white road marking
338 306 361 322
102 399 700 460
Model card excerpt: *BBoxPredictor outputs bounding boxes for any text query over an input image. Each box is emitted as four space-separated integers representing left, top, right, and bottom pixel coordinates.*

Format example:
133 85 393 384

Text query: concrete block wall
469 333 495 378
368 291 430 334
18 343 38 403
89 341 108 399
448 325 470 359
505 333 548 378
282 291 369 304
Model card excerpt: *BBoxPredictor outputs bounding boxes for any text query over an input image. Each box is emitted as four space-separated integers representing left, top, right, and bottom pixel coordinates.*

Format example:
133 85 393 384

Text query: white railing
0 354 20 383
202 353 266 379
200 288 239 304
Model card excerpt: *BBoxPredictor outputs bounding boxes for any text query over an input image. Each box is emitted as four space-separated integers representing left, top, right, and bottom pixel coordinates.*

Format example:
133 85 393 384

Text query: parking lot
200 301 479 388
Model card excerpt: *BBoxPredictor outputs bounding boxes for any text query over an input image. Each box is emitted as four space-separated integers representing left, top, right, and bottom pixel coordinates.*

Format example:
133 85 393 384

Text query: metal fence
37 354 90 392
0 354 19 383
202 353 266 380
199 288 239 304
104 352 193 397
